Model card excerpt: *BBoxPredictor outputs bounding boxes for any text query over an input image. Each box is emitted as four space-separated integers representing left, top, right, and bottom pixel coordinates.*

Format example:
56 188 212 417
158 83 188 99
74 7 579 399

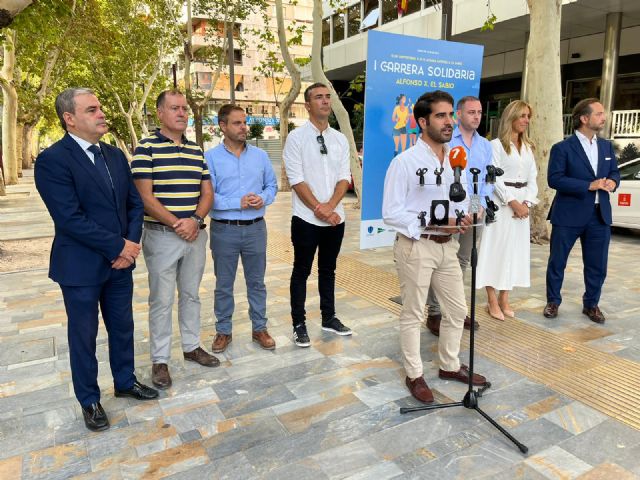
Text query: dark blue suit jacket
547 133 620 227
35 134 144 286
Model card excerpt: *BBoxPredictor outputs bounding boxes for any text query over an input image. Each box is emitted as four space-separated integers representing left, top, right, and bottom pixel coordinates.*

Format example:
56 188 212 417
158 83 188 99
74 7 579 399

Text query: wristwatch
190 214 204 228
523 200 531 208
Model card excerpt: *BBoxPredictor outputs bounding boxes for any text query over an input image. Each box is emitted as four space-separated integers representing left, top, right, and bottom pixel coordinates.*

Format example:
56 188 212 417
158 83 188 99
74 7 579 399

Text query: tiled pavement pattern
1 171 640 479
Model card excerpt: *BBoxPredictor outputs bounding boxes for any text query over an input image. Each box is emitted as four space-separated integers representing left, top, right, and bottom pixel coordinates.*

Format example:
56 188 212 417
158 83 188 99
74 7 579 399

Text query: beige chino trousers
394 233 467 379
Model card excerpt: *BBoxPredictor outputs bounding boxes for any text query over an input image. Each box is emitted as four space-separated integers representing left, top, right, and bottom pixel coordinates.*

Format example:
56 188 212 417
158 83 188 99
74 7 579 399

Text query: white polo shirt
283 121 352 226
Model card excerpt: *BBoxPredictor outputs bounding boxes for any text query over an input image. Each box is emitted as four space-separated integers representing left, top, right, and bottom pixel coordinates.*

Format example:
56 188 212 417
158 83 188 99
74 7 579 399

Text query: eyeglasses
316 134 328 155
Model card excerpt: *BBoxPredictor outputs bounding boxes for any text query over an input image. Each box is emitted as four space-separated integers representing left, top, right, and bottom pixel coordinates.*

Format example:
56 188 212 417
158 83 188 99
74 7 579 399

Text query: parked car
611 157 640 229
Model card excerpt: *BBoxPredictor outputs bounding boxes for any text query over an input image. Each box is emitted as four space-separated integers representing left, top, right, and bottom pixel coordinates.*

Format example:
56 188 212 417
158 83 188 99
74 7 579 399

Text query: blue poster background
360 31 484 249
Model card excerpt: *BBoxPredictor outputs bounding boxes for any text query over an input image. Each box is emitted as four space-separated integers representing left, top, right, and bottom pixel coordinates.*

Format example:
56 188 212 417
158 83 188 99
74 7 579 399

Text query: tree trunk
1 29 19 185
0 166 5 196
22 122 35 169
311 0 362 206
15 123 23 177
525 0 563 244
113 135 132 162
192 104 204 150
274 0 300 192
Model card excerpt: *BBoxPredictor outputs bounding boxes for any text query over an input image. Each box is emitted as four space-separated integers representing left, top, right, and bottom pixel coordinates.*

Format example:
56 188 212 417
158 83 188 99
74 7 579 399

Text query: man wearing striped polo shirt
132 90 219 390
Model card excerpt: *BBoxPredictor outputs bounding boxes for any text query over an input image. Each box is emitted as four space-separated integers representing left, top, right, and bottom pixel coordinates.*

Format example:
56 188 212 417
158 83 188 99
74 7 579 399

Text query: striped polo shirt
131 129 210 223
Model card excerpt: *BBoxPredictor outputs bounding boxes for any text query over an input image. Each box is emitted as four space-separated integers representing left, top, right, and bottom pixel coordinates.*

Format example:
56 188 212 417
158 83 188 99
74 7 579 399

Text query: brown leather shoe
439 364 487 386
583 305 605 324
212 333 232 353
426 314 441 336
463 315 479 331
405 376 434 403
252 330 276 350
543 302 559 318
151 363 172 389
184 347 220 367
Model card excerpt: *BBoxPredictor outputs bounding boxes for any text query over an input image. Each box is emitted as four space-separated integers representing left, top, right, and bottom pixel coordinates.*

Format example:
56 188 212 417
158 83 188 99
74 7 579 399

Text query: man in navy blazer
34 88 158 432
543 98 620 324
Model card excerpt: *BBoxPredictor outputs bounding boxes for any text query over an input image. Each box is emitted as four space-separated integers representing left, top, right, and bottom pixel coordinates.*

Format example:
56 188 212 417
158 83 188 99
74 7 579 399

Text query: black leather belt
213 217 263 226
421 234 452 244
504 181 528 188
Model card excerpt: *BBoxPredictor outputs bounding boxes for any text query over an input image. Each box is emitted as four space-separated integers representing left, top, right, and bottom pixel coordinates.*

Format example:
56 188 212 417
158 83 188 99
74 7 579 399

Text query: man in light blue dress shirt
204 104 278 353
426 96 494 336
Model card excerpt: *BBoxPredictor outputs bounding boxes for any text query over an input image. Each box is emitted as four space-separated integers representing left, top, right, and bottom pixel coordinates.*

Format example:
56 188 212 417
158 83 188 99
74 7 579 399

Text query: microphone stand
400 167 528 455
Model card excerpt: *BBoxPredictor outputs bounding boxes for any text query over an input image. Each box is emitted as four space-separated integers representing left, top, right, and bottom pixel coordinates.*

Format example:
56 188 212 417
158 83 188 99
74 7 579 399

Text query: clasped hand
241 193 264 210
173 217 200 242
589 178 616 192
509 200 529 219
314 202 340 226
112 239 141 269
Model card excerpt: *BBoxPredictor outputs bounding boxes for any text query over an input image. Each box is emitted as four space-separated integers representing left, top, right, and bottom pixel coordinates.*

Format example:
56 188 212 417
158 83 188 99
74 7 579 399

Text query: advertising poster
360 30 484 249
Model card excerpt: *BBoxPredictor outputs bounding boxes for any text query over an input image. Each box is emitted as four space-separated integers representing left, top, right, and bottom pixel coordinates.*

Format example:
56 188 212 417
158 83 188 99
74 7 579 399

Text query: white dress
476 138 539 291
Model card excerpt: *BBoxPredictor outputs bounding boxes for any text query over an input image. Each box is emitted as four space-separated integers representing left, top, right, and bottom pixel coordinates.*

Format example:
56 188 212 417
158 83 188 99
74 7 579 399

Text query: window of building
332 12 345 43
322 17 331 46
347 4 360 37
381 0 398 25
405 0 421 16
362 0 379 30
233 48 242 65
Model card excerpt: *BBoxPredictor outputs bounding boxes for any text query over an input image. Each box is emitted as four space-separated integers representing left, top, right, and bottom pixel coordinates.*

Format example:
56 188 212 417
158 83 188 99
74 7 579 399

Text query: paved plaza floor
1 171 640 479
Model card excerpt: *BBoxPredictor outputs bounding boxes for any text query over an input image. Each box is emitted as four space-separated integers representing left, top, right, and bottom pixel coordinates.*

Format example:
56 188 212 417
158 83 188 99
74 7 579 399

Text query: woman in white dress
476 100 539 320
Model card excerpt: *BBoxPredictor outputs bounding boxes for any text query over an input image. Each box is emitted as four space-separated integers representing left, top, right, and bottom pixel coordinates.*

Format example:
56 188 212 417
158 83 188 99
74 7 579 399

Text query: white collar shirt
69 132 99 165
382 137 469 240
283 121 352 226
575 130 599 204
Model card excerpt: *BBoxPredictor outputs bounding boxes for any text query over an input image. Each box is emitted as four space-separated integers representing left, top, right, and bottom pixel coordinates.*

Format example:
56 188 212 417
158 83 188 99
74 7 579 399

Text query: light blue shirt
204 142 278 220
449 127 494 208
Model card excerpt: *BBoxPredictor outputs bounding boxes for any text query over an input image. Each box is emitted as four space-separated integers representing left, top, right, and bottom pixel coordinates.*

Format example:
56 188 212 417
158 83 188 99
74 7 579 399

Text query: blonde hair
498 100 534 154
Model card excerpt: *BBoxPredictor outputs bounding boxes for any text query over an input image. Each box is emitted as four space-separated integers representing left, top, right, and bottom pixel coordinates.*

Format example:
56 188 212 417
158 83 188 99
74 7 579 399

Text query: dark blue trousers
546 205 611 308
60 268 136 407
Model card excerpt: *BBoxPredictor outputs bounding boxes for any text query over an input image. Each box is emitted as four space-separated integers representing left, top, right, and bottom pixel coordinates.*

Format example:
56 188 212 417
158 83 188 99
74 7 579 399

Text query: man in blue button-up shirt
426 96 494 336
205 104 278 353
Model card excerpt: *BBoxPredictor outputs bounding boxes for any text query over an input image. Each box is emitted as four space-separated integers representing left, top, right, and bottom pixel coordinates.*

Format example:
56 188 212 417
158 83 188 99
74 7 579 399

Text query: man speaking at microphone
426 96 493 336
383 90 488 403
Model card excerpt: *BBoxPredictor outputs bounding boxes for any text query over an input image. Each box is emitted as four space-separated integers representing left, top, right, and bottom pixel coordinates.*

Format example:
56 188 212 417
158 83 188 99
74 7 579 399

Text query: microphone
448 145 467 202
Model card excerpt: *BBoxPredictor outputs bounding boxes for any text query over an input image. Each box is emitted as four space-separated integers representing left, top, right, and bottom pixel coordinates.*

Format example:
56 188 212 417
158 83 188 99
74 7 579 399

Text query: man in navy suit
544 98 620 324
35 88 158 432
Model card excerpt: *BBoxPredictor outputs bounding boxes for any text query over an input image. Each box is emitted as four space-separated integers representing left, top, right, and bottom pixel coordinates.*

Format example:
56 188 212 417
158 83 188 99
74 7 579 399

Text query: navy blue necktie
88 144 113 191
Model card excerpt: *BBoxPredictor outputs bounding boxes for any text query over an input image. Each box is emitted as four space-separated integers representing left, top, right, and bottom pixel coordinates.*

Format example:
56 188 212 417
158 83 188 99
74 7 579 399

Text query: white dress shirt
69 132 99 164
382 137 470 240
575 130 599 204
283 121 351 226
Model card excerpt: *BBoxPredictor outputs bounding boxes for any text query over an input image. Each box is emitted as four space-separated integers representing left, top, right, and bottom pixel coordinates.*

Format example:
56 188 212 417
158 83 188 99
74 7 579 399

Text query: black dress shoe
114 381 159 400
82 402 110 431
426 314 441 336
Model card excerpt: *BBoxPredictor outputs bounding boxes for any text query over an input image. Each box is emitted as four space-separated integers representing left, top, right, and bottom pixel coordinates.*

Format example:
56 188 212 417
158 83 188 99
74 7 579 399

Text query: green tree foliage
619 143 640 163
248 122 265 139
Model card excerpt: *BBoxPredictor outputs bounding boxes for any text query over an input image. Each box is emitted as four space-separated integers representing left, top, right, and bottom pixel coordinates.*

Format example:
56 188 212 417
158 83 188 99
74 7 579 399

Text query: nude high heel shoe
485 304 505 321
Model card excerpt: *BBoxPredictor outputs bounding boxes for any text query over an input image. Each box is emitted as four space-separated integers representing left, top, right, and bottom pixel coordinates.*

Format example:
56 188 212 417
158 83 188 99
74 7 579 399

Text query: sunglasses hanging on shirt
316 134 328 155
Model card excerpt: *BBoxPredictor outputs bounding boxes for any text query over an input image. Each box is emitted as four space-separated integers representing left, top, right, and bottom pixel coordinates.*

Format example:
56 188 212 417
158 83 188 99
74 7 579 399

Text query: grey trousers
427 226 483 316
210 219 268 335
142 227 207 364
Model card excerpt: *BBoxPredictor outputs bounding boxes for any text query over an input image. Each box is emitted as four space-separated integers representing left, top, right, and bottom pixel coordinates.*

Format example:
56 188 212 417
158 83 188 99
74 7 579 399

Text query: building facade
318 0 640 143
180 1 314 141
